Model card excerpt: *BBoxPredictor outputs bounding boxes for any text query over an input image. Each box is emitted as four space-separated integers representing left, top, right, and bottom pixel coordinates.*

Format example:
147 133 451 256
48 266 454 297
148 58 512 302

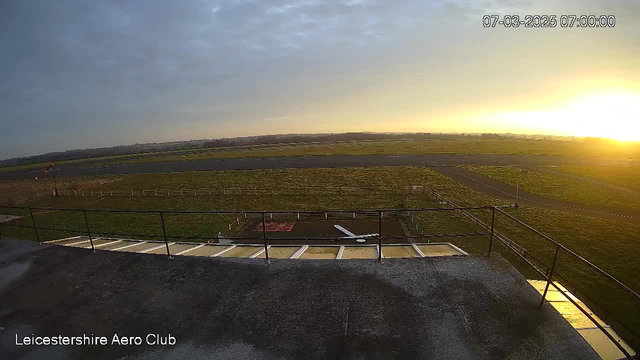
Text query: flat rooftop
0 238 599 360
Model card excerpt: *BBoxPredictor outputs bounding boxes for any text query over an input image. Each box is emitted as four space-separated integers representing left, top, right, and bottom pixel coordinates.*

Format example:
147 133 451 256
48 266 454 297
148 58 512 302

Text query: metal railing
0 205 491 261
493 207 638 359
421 187 639 358
0 203 638 358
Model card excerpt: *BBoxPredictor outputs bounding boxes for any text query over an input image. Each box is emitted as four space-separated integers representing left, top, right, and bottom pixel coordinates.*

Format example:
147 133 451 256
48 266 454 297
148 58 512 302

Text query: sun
560 92 640 141
482 91 640 141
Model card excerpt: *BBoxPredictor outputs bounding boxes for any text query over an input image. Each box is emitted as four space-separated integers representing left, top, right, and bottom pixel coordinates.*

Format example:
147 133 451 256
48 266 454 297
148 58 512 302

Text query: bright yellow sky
475 91 640 141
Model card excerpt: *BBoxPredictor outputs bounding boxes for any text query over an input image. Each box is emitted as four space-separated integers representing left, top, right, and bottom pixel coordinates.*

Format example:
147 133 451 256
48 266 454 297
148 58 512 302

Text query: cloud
0 0 638 158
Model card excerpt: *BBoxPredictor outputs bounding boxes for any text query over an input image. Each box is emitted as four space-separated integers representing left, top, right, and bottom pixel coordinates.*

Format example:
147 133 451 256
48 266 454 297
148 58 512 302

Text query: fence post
488 207 496 256
83 210 95 252
262 212 270 264
377 211 383 262
28 208 41 245
538 246 561 308
159 212 172 259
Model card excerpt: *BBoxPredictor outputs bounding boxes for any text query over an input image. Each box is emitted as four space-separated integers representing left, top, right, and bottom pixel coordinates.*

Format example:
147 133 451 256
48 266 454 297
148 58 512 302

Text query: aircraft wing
357 233 378 238
334 225 357 238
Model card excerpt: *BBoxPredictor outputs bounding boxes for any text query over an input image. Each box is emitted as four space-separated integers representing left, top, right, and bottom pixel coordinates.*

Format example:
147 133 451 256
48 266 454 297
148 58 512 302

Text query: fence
55 185 434 197
0 202 637 358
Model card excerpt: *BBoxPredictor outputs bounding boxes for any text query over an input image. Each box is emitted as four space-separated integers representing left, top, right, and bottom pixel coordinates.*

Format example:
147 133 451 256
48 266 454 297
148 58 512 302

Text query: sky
1 0 639 158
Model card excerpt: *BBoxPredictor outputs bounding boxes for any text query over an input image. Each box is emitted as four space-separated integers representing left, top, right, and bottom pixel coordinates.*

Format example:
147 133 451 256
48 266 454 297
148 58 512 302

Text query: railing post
28 208 41 245
488 207 496 256
159 212 172 259
83 210 95 252
377 210 382 262
262 212 270 264
538 245 560 309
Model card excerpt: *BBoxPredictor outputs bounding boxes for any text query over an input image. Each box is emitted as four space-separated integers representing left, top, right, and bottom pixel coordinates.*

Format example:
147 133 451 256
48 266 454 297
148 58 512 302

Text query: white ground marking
210 245 236 257
448 243 469 255
175 244 205 255
412 244 426 257
44 236 82 244
138 243 175 254
290 245 308 259
112 241 147 251
67 239 91 246
336 246 345 259
250 246 269 258
87 239 122 249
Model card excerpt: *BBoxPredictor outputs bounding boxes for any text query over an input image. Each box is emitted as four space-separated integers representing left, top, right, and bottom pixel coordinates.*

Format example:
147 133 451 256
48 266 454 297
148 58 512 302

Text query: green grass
87 138 640 167
1 166 639 345
2 167 495 244
0 175 124 206
5 137 638 172
559 165 640 192
463 165 640 211
0 153 149 173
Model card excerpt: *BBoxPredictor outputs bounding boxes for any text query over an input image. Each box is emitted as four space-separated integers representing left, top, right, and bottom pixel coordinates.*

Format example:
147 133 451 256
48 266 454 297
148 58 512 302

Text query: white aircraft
333 225 378 243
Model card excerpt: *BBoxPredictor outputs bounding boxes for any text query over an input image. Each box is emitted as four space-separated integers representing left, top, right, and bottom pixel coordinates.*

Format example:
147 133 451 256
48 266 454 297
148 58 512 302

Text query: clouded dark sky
2 0 639 158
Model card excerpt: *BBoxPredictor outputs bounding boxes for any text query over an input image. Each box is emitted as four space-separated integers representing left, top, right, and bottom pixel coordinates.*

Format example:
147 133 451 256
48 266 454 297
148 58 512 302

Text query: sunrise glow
475 91 640 142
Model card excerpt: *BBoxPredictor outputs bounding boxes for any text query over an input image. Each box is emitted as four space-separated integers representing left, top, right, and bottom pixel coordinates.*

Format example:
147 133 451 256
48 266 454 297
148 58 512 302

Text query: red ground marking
255 222 296 232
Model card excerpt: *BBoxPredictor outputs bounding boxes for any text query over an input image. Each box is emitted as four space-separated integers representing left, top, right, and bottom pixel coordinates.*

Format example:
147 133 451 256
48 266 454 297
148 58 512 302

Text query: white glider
333 225 378 243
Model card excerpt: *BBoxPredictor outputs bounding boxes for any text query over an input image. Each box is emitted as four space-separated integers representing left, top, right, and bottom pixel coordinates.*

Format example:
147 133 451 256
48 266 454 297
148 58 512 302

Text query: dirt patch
299 247 339 259
219 246 262 258
383 246 418 258
341 247 377 259
418 244 463 257
256 246 299 259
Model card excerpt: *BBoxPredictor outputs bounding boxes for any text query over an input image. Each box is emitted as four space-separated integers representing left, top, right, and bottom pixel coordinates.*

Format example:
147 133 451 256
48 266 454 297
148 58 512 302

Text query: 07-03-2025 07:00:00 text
482 15 616 28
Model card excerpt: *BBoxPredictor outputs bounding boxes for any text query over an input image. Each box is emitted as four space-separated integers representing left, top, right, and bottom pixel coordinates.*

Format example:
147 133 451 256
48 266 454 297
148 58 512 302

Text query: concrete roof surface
0 238 599 360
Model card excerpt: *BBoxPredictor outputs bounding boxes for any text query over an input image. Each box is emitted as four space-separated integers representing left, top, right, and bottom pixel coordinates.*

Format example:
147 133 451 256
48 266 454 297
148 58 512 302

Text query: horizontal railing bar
3 221 488 243
3 224 86 234
495 236 547 278
495 207 640 302
0 205 493 214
